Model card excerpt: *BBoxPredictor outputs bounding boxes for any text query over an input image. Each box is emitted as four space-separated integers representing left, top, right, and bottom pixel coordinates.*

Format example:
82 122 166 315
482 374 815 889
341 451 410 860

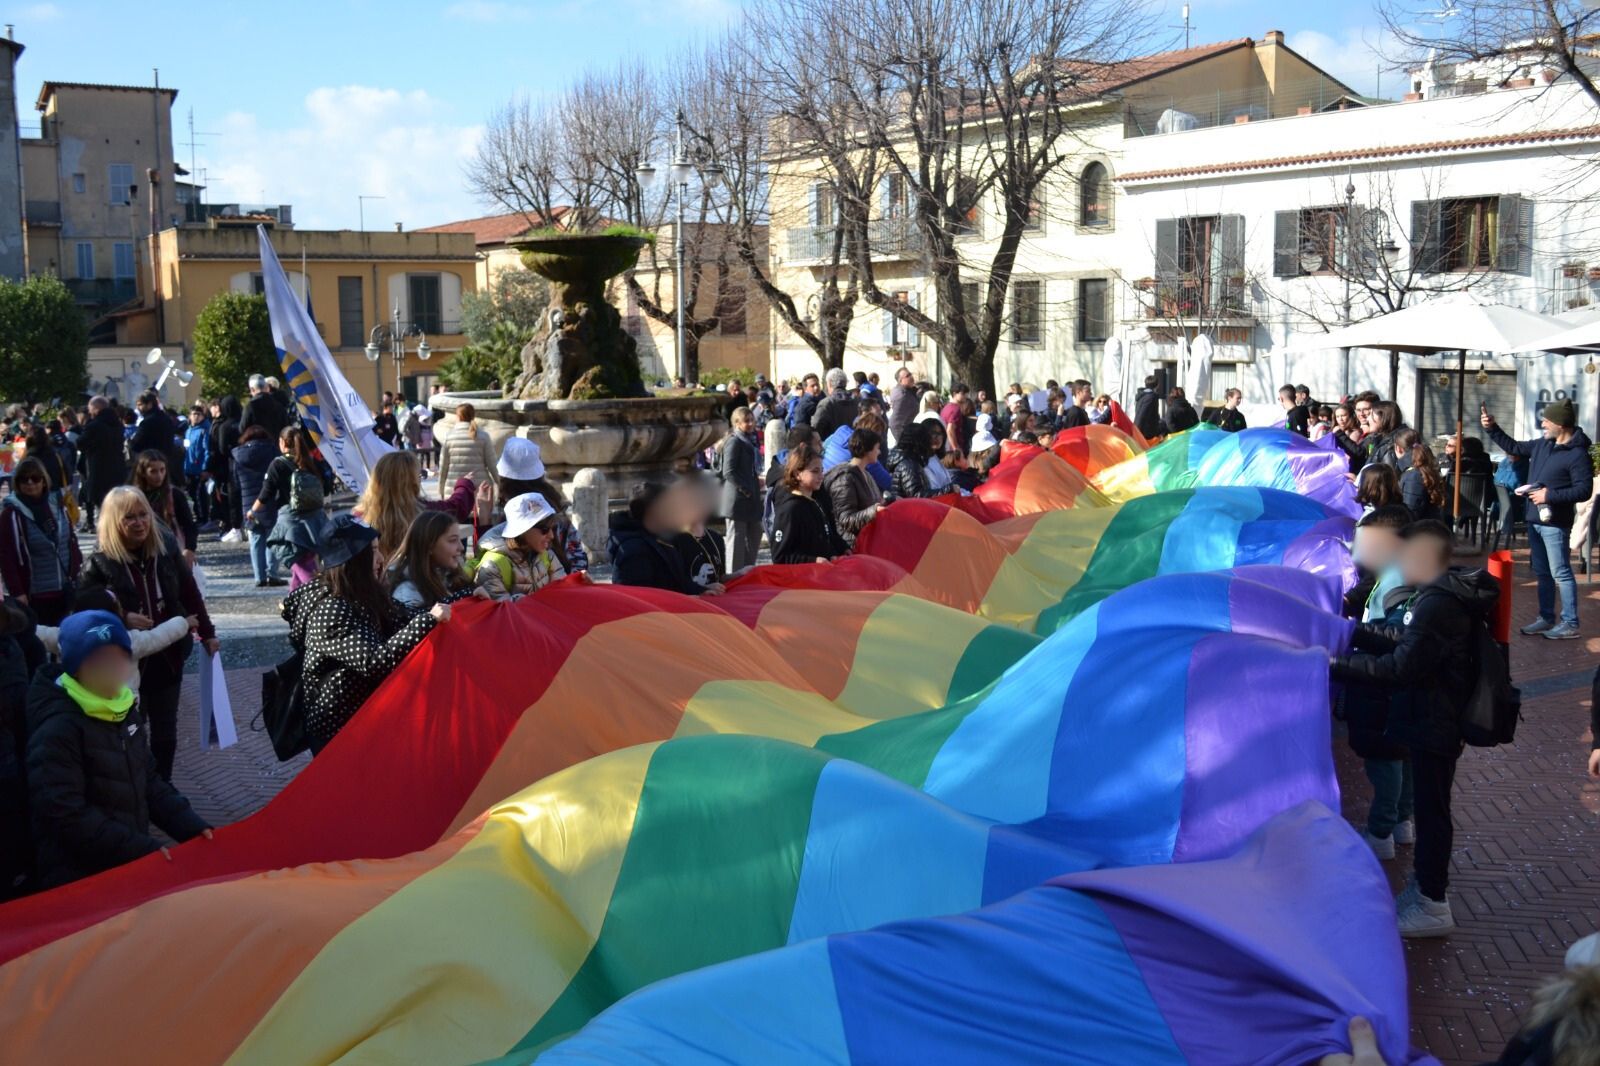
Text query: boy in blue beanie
25 610 211 889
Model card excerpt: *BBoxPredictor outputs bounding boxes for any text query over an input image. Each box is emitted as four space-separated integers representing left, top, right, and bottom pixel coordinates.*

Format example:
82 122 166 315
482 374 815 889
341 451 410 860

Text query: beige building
21 80 181 324
108 224 476 407
417 208 561 289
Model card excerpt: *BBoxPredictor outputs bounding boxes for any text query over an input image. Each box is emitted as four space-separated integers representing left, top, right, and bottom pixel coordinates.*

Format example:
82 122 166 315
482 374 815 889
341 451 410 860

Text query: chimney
5 25 14 40
394 222 403 232
1264 29 1284 44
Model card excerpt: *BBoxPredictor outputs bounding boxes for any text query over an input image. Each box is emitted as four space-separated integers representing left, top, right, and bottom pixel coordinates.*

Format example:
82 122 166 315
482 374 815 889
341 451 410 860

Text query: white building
767 31 1600 442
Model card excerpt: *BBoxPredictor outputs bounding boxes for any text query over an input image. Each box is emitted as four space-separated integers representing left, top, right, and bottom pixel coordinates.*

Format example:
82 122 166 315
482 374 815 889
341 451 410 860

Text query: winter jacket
437 425 498 494
473 540 564 601
232 439 280 530
1058 405 1091 431
239 393 288 439
77 410 127 508
147 488 198 552
1166 398 1200 433
1331 568 1499 758
25 664 208 889
1133 389 1164 439
888 447 935 499
79 544 215 683
0 494 80 602
1209 407 1247 433
887 384 919 444
607 512 706 596
771 489 850 564
37 615 191 663
787 392 819 430
1341 578 1414 761
183 423 211 477
282 581 437 752
823 462 882 544
810 390 860 440
716 431 762 522
1486 423 1595 529
208 397 242 480
128 406 184 475
1400 468 1442 523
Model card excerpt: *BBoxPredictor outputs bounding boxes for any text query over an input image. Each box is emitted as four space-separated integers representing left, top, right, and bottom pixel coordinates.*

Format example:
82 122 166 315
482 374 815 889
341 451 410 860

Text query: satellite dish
145 348 163 365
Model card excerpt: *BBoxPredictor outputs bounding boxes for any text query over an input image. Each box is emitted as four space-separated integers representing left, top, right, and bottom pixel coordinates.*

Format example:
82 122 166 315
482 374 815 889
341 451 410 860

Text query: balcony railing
1139 276 1252 321
785 218 928 263
24 200 61 225
65 278 138 308
1124 76 1388 138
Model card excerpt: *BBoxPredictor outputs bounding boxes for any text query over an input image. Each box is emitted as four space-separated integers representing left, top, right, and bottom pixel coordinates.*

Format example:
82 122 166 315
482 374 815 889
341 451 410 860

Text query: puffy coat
607 512 705 595
888 447 935 499
810 390 860 440
25 664 208 888
79 544 214 683
436 425 498 494
0 493 80 601
232 439 280 529
823 462 881 543
282 582 437 752
1487 423 1594 529
1331 568 1499 757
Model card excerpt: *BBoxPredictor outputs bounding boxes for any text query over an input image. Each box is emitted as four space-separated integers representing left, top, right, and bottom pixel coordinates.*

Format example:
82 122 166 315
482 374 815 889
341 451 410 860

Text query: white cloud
16 2 62 21
443 0 532 22
204 86 484 231
1289 27 1406 101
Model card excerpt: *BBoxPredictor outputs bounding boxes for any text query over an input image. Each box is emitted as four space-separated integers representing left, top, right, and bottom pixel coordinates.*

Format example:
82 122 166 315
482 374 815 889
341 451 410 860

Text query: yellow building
417 209 556 289
110 224 476 407
624 221 771 384
21 80 180 317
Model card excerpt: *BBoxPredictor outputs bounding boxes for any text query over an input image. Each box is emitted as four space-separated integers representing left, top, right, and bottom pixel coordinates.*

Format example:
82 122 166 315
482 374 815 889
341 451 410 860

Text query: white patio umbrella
1185 333 1214 407
1285 294 1571 521
1522 310 1600 353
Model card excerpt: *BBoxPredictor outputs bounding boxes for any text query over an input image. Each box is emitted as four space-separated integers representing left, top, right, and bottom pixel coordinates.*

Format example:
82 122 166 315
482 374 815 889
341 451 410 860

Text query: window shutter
1218 214 1246 277
1496 194 1532 274
1354 207 1383 277
1155 218 1179 281
882 302 895 345
809 183 821 228
907 292 921 348
879 176 891 217
1273 211 1300 277
1410 200 1442 274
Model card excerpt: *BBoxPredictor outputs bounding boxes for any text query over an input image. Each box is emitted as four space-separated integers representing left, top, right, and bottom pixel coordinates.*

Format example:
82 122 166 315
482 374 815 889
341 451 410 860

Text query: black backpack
1459 622 1521 747
254 652 310 761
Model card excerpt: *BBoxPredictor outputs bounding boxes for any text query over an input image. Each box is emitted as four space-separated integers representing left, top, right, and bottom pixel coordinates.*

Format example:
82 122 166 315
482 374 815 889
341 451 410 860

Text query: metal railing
65 278 138 308
1124 76 1387 138
1140 276 1252 320
785 218 930 263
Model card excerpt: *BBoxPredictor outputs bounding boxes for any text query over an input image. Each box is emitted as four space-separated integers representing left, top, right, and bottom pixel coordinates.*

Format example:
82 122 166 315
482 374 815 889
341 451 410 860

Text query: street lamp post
1340 178 1356 400
364 303 432 402
634 110 722 386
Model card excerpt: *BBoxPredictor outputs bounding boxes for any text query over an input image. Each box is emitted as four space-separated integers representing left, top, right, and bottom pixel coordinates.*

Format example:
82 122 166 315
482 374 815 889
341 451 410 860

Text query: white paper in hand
198 649 238 750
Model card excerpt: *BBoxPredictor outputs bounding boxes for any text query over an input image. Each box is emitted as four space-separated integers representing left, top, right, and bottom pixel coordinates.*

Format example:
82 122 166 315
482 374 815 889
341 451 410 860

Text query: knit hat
317 515 380 569
1542 398 1576 428
59 610 132 675
502 492 557 541
497 437 546 480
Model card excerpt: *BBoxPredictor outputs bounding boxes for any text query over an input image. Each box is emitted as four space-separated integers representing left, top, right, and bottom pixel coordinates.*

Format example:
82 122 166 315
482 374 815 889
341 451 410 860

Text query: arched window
1080 163 1110 228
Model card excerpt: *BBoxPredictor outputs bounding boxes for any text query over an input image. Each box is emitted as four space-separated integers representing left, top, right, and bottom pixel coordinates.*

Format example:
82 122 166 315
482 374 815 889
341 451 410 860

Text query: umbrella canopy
1523 308 1600 353
1185 333 1214 404
1100 337 1123 404
1284 294 1571 356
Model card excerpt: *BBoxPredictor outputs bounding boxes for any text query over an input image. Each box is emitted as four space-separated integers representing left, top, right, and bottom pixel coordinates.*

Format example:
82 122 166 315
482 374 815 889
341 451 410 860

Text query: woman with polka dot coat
282 517 454 753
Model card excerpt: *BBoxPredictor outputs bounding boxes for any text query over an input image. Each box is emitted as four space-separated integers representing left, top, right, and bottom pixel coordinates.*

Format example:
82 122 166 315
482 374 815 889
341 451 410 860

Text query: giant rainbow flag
0 425 1435 1065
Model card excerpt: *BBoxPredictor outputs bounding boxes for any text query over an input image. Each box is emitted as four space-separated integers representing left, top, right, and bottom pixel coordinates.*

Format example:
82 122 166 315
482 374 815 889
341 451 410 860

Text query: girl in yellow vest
474 492 565 602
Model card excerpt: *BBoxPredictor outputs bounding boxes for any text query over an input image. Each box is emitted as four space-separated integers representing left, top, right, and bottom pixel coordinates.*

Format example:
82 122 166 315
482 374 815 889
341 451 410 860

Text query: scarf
57 673 135 722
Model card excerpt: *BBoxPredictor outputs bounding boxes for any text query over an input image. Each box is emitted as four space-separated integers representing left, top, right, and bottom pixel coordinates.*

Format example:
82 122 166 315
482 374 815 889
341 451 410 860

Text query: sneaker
1520 617 1555 636
1543 622 1581 640
220 529 243 544
1393 820 1416 845
1394 874 1421 912
1363 829 1395 860
264 577 288 588
1397 894 1455 938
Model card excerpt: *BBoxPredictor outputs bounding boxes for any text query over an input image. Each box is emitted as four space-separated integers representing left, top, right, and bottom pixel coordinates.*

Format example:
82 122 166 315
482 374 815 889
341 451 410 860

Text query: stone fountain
431 232 726 554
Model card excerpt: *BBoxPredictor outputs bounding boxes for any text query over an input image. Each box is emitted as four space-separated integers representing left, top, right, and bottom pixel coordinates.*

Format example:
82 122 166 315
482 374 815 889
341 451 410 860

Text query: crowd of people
0 361 1596 1062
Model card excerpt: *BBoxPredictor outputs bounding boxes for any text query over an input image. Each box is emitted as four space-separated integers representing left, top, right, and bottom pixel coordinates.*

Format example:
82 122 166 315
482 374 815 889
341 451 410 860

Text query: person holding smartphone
1482 399 1593 640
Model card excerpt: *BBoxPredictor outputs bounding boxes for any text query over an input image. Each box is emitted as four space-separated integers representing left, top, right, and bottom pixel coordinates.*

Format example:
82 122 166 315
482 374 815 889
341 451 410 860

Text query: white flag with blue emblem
257 225 390 494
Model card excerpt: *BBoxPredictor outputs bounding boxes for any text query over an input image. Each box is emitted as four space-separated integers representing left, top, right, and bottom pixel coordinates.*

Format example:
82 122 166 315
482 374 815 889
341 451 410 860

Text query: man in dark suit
718 406 763 571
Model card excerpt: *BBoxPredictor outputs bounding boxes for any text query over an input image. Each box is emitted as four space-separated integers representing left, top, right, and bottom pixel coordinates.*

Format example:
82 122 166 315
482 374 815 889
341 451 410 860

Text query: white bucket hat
502 492 557 541
970 413 998 452
497 437 546 480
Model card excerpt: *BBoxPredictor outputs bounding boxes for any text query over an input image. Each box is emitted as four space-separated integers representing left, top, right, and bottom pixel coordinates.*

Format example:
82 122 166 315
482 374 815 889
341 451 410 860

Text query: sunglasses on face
533 520 556 534
15 475 43 485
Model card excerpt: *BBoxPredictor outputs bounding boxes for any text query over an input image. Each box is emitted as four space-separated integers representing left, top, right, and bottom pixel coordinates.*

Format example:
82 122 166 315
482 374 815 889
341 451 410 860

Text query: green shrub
697 366 760 391
192 292 279 398
0 275 89 402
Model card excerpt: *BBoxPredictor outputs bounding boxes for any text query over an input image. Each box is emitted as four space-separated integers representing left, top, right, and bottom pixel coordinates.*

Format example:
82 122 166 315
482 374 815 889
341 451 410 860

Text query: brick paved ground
1336 544 1600 1065
169 532 1596 1064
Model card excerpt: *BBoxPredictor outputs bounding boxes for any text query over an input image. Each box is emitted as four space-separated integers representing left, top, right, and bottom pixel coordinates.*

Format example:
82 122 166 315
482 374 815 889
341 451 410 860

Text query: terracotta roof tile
36 81 178 110
1117 124 1600 182
1071 38 1255 93
415 208 568 246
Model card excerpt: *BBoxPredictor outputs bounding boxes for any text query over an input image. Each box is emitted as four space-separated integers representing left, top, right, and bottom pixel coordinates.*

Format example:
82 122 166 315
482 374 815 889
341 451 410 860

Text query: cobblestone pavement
162 518 1597 1061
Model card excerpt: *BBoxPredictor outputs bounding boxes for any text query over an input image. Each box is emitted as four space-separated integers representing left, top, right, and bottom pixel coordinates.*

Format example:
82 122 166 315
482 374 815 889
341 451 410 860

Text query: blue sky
7 0 1399 229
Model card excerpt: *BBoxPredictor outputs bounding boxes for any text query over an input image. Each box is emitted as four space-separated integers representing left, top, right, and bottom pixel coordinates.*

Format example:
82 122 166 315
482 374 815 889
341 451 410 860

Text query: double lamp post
364 303 432 400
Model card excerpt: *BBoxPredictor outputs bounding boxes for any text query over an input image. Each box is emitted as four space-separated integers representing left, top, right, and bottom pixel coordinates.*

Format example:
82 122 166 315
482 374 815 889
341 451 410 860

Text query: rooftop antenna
1171 3 1196 49
182 108 219 209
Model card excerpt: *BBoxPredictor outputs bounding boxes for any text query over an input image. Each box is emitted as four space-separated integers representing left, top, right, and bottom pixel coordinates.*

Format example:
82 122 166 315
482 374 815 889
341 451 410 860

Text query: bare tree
751 0 1160 395
466 96 605 229
1378 0 1600 110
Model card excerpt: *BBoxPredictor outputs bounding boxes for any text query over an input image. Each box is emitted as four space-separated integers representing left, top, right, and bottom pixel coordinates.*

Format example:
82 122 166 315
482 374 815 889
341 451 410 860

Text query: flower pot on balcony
1134 277 1156 291
1587 268 1600 282
1564 263 1585 278
1505 77 1535 89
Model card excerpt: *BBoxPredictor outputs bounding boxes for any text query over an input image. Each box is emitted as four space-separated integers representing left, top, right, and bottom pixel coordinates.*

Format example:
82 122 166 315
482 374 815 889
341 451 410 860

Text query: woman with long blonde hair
79 486 217 781
355 449 477 563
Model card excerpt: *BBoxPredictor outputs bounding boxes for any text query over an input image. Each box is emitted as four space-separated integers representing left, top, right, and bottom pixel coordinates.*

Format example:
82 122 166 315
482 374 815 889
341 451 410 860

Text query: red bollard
1487 549 1514 645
